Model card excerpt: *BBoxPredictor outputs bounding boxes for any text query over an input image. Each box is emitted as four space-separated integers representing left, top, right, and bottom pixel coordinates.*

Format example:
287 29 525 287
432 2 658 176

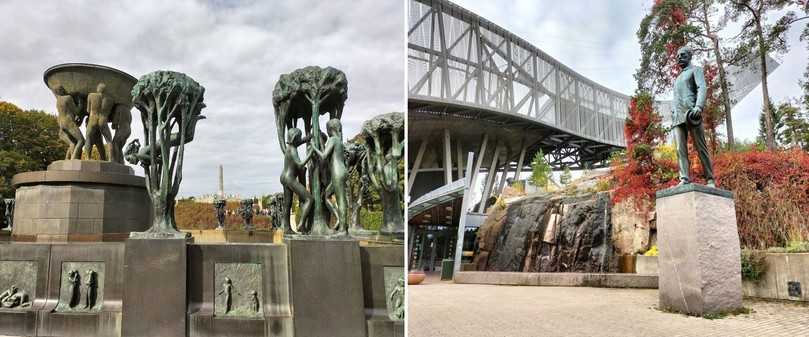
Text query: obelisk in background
218 164 224 198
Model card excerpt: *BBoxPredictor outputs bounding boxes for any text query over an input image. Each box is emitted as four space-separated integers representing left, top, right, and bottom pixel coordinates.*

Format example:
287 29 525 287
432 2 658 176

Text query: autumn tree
0 101 66 197
612 91 675 204
637 0 739 145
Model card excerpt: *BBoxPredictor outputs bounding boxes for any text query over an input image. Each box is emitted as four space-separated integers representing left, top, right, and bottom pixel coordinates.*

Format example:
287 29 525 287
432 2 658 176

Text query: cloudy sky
453 0 808 143
0 0 404 198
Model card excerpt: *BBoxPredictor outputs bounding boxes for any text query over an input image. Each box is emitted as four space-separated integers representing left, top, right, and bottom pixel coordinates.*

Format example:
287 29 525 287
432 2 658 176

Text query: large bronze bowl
43 63 137 105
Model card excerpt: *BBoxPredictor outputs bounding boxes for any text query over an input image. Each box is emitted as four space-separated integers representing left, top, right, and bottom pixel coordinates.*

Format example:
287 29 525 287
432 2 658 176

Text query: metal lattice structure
407 0 632 212
408 0 629 148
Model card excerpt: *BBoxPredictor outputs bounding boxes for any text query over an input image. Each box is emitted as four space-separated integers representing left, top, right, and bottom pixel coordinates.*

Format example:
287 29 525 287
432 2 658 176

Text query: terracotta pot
408 271 426 285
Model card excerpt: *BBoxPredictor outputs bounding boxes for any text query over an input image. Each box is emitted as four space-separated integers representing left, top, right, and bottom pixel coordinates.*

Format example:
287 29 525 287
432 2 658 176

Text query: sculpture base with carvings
0 63 404 337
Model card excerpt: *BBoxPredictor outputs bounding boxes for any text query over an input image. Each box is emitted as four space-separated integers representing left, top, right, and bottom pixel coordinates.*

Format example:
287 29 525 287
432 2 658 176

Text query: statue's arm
299 148 315 166
693 66 707 112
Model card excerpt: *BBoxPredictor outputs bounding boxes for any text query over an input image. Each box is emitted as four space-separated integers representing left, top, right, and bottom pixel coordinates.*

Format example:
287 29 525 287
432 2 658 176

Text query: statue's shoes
677 179 690 186
706 179 716 188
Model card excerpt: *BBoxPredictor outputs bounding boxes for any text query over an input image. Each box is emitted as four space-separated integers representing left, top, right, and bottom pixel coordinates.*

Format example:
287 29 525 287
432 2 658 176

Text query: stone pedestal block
0 244 50 337
360 245 405 337
287 238 366 337
11 160 150 242
656 184 742 315
187 243 293 337
37 243 124 337
122 238 188 337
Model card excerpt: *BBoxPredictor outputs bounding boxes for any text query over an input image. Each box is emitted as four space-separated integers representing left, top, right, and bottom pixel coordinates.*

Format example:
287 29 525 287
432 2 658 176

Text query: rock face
474 192 616 273
611 198 655 255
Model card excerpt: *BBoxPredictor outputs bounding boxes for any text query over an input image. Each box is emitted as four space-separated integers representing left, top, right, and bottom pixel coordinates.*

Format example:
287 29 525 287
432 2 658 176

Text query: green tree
757 102 785 146
530 150 551 189
778 100 809 148
725 0 807 150
0 101 66 197
560 165 572 185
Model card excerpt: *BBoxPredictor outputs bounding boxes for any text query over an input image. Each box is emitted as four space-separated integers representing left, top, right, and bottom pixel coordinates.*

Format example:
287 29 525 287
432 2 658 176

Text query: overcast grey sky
453 0 808 143
0 0 404 198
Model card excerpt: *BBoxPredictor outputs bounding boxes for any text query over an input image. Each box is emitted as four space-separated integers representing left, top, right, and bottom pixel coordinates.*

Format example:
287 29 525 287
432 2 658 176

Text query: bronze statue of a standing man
672 46 714 187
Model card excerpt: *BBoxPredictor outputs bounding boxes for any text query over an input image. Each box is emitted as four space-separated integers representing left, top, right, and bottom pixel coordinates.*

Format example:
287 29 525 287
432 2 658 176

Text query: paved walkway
408 281 809 337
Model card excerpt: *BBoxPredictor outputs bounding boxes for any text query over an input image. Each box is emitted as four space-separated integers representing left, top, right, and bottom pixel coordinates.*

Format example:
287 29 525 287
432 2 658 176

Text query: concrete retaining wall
454 271 658 289
743 253 809 302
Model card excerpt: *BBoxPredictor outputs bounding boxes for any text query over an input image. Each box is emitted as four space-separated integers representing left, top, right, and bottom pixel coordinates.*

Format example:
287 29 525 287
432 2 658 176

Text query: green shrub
360 209 383 231
740 250 768 282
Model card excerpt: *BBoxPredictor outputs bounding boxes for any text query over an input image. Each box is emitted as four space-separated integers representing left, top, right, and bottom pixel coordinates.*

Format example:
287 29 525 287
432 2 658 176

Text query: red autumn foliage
713 149 809 249
654 0 688 84
174 200 273 230
612 92 676 205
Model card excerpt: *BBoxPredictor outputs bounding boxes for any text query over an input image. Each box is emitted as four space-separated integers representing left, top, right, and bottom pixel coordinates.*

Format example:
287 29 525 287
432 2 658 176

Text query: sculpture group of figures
66 269 98 310
53 83 132 163
212 198 265 230
217 277 260 315
273 66 404 237
0 199 14 230
0 285 31 309
239 199 254 230
42 63 402 240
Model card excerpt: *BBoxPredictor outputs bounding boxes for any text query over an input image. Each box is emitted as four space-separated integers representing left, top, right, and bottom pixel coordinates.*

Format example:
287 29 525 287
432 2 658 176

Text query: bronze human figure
671 46 715 187
313 119 349 233
214 198 226 230
388 276 405 320
217 277 240 314
248 290 259 313
110 104 132 164
239 199 254 230
67 269 81 308
0 285 31 308
83 270 97 309
280 128 314 233
85 83 114 160
54 86 85 160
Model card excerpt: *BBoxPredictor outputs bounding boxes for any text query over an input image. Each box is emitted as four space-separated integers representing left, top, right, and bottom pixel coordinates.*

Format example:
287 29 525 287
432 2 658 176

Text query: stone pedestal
360 245 405 337
11 160 150 242
656 184 743 315
122 238 188 337
286 238 366 337
187 243 293 337
0 244 50 337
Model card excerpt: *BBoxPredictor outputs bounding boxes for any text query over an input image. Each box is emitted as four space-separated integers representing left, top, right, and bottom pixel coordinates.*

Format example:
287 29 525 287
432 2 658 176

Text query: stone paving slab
408 282 809 337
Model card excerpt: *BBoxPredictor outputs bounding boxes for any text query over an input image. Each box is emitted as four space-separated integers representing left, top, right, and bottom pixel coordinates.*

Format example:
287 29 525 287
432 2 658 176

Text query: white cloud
0 0 404 197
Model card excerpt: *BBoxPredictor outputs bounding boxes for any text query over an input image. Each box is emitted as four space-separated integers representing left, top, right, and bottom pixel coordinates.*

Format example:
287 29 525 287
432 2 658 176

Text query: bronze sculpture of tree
273 66 347 236
126 71 206 238
361 112 404 239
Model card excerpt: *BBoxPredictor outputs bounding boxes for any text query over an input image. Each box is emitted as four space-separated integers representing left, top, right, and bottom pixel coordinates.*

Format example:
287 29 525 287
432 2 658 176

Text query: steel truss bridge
407 0 630 211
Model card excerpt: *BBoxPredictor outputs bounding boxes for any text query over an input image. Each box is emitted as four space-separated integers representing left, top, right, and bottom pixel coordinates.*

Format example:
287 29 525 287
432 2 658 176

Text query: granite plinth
11 160 150 242
37 243 123 337
187 243 293 337
656 184 743 315
122 238 187 337
287 238 366 337
0 244 50 337
360 244 404 336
